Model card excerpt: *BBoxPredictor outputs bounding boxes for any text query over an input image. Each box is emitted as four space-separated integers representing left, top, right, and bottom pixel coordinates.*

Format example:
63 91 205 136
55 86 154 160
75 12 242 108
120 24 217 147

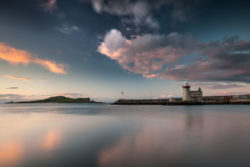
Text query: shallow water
0 103 250 167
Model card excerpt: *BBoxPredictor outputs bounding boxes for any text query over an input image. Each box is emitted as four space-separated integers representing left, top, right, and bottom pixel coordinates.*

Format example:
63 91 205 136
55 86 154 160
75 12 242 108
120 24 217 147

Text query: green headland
8 96 102 104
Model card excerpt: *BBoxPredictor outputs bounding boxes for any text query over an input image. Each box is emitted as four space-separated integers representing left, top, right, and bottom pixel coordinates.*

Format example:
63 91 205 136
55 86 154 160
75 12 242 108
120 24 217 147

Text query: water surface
0 104 250 167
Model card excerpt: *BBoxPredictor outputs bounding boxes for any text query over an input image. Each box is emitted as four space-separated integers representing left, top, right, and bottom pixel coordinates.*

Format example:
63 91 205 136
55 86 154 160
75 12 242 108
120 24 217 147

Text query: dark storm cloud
98 30 250 83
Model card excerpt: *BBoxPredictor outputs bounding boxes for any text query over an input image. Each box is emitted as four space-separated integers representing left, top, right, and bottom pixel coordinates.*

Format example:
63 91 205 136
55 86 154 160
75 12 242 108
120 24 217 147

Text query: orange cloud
143 73 159 78
41 129 61 151
34 58 67 74
0 42 31 64
0 42 67 74
0 141 23 166
4 75 31 81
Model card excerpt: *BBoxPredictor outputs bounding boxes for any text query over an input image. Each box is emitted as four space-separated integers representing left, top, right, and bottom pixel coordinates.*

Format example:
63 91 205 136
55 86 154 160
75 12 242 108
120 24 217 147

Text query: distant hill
13 96 102 103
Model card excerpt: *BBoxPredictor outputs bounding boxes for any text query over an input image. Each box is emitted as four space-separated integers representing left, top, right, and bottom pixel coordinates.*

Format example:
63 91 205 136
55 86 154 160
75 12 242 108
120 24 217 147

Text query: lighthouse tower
182 81 191 101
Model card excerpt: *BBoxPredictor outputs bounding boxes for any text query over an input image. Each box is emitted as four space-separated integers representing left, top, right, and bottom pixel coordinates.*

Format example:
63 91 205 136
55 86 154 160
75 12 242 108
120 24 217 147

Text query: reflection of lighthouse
182 81 191 101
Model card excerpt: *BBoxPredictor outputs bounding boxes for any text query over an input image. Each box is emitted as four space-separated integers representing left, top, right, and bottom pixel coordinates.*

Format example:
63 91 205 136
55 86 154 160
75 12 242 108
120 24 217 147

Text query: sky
1 0 250 102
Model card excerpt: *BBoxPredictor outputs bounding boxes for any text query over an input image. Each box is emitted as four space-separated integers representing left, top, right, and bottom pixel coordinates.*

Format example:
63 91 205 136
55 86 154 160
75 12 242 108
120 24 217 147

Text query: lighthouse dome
184 80 189 86
182 80 190 88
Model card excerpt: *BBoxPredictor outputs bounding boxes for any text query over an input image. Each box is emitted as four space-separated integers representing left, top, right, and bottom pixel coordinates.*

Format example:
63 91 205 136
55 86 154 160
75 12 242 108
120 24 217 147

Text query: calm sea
0 103 250 167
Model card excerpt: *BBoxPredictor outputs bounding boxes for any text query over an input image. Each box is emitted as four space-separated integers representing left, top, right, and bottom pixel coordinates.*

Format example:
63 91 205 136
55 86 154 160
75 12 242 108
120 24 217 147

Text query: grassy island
9 96 102 104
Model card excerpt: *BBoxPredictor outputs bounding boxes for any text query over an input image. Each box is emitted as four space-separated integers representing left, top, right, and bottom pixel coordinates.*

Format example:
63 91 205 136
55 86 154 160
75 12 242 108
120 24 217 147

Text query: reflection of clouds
41 129 61 151
0 140 23 166
99 122 186 167
0 109 112 166
99 112 250 167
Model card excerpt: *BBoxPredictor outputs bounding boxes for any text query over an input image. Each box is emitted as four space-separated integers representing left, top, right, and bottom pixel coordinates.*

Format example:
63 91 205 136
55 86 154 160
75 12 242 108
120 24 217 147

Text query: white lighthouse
182 81 203 102
182 81 191 101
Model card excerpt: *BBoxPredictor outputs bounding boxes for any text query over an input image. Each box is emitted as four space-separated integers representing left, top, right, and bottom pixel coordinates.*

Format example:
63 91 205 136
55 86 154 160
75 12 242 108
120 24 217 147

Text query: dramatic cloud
98 29 198 76
39 0 57 13
98 29 250 83
6 87 19 90
91 0 198 28
0 43 67 74
4 75 31 81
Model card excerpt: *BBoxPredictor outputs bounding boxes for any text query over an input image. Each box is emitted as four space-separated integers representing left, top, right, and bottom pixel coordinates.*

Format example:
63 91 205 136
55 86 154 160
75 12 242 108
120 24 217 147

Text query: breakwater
113 94 250 105
113 99 169 105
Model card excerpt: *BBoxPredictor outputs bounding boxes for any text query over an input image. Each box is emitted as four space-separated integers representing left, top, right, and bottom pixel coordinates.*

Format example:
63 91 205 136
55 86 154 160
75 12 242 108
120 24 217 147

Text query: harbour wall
113 94 250 105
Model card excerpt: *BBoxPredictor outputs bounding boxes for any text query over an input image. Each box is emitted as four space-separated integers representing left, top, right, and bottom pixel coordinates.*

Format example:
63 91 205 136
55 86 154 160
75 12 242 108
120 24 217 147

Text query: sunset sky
1 0 250 102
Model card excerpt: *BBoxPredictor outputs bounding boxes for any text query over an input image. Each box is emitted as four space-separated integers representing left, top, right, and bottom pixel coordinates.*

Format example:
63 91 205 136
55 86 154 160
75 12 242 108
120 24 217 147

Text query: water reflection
40 129 61 151
185 112 204 131
0 104 250 167
98 116 190 167
98 109 250 167
0 140 23 166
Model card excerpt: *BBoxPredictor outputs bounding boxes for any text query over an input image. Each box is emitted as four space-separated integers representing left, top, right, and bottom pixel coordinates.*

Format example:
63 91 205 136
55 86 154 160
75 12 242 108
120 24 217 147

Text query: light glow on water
0 104 250 167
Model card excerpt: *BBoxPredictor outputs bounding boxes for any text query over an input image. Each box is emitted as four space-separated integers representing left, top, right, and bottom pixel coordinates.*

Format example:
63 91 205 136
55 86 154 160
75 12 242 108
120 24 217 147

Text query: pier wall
113 94 250 105
114 99 169 104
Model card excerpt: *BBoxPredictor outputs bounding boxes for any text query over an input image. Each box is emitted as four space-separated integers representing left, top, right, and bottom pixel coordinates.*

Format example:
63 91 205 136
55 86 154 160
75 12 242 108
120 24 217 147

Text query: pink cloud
4 75 31 81
39 0 57 13
98 29 193 76
0 42 67 74
98 30 250 83
143 73 159 78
